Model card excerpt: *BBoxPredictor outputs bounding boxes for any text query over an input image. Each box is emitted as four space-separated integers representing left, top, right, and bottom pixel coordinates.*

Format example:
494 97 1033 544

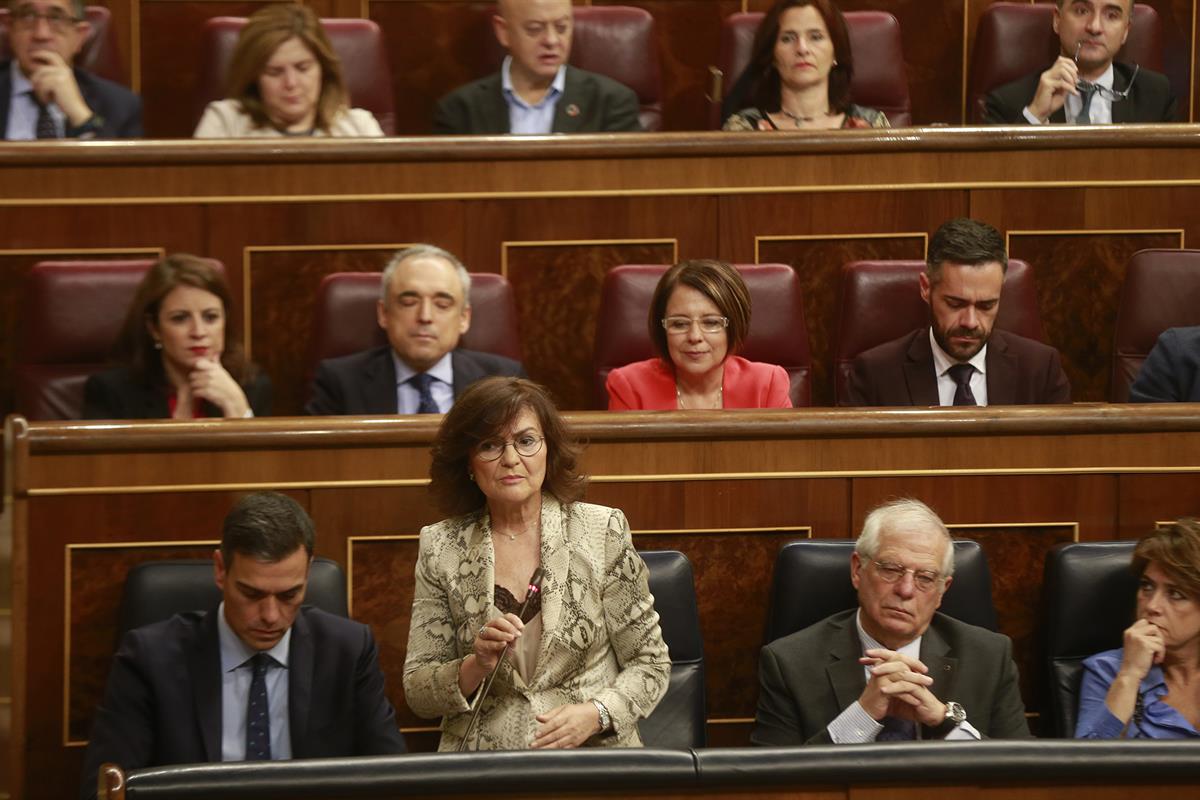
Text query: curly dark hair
1132 518 1200 601
743 0 854 114
429 377 587 517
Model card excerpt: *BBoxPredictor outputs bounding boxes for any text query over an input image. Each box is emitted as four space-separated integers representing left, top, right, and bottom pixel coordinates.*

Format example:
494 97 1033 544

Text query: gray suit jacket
305 345 526 415
432 65 640 134
845 328 1071 407
1130 326 1200 402
752 609 1032 745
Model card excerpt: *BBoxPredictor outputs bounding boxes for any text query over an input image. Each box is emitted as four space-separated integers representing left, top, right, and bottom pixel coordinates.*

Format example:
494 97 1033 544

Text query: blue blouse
1075 647 1200 739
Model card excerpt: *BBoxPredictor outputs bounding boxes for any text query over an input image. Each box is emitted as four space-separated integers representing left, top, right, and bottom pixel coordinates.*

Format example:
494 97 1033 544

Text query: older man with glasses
2 0 141 139
983 0 1175 124
753 498 1032 745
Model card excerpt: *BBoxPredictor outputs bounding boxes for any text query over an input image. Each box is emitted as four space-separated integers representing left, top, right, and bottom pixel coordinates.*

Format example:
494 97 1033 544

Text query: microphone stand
457 567 544 752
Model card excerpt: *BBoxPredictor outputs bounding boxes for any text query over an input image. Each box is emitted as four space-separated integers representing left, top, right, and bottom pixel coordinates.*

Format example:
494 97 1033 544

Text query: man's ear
376 299 387 330
458 303 472 336
71 21 92 58
850 551 863 591
213 548 227 590
919 271 932 305
492 14 510 49
935 574 952 609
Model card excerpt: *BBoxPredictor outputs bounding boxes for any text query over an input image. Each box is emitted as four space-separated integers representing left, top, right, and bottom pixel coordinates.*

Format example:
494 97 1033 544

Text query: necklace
495 515 541 542
676 385 723 410
779 108 831 128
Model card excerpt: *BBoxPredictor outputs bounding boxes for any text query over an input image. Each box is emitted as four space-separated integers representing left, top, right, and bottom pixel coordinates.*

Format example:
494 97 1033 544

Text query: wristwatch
66 114 104 140
928 700 966 738
591 699 612 733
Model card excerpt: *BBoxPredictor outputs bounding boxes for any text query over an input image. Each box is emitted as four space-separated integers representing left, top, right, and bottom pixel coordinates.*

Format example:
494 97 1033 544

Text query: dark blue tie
32 93 58 139
948 363 977 406
877 715 916 741
410 373 439 414
1075 84 1098 124
245 653 272 760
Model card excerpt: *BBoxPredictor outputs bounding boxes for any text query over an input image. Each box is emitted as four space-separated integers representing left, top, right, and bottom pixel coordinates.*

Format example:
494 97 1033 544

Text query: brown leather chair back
967 2 1163 123
16 259 223 420
472 5 662 131
306 271 522 390
1110 249 1200 402
711 10 910 129
0 6 125 84
832 259 1044 405
592 263 812 409
194 16 396 134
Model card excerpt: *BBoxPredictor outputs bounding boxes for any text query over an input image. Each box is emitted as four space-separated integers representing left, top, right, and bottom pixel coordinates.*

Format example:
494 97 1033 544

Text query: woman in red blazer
606 259 792 410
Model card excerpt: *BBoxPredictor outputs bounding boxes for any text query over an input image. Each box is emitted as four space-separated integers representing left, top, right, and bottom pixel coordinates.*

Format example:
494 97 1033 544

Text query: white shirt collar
391 348 454 387
500 55 567 108
928 327 988 378
217 600 292 673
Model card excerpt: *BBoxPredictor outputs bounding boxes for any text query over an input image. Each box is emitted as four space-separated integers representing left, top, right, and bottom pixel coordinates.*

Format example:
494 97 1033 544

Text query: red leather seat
592 263 812 408
832 260 1044 406
711 11 910 129
0 6 125 84
194 16 396 134
472 5 663 131
1110 249 1200 402
16 259 224 420
306 271 522 390
967 2 1162 123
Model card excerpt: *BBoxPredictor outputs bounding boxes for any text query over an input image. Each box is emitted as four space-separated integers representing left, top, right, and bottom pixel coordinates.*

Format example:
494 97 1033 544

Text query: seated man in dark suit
845 218 1071 407
432 0 640 134
80 492 406 800
2 0 141 138
753 498 1032 745
306 244 526 415
983 0 1175 124
1130 326 1200 402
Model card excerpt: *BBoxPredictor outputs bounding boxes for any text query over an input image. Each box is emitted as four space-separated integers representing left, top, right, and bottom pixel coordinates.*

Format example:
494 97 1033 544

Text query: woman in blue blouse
1076 519 1200 739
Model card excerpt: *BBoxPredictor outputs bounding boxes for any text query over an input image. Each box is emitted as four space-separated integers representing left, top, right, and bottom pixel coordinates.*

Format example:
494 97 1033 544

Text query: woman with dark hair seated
83 254 271 419
1076 518 1200 739
723 0 887 131
194 3 383 137
404 377 669 750
605 259 792 410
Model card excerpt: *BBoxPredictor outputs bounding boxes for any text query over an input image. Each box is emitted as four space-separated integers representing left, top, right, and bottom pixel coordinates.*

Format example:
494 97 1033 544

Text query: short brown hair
114 254 251 386
224 3 348 133
648 259 752 364
1132 518 1200 600
743 0 854 114
221 491 314 567
428 378 587 517
926 218 1008 286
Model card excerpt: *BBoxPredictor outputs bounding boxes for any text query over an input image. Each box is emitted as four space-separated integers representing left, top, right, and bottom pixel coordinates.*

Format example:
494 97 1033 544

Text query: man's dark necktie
1075 84 1098 124
33 95 58 139
410 372 439 414
245 653 272 760
876 715 916 741
948 363 977 406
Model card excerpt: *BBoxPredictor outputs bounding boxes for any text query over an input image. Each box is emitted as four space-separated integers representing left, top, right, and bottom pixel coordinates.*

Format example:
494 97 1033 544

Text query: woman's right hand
1119 618 1165 680
473 613 524 674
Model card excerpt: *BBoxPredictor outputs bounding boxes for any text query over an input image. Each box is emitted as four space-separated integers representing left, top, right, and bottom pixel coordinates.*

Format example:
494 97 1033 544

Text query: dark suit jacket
983 61 1176 124
432 65 640 134
752 609 1032 745
845 328 1071 407
1130 325 1200 402
79 606 406 800
82 366 272 419
0 60 142 138
305 345 526 415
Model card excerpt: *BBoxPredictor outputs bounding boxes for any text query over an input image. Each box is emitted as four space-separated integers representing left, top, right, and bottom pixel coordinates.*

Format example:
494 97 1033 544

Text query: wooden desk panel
6 407 1200 798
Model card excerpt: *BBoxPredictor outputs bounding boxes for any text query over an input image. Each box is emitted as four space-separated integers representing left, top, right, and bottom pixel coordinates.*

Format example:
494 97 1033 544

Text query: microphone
457 566 544 751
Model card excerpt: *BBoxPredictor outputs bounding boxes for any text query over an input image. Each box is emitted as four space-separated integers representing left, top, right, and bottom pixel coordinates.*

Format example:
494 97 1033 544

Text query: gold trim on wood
0 246 164 257
1006 228 1186 249
753 232 928 264
499 238 679 279
631 526 812 537
945 521 1080 544
63 540 219 747
708 717 755 725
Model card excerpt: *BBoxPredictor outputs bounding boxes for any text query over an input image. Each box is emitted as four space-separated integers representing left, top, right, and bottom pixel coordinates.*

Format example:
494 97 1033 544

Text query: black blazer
79 607 406 799
82 366 273 419
983 61 1176 124
432 65 640 134
753 609 1032 745
305 345 527 415
0 60 142 138
844 328 1072 407
1130 325 1200 402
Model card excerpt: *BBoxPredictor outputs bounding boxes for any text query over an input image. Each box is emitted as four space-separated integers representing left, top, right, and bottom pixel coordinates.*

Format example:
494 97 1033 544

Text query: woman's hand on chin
189 358 251 418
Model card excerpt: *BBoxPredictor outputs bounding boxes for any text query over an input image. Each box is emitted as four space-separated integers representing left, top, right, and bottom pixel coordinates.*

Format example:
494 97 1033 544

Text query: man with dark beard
843 218 1071 407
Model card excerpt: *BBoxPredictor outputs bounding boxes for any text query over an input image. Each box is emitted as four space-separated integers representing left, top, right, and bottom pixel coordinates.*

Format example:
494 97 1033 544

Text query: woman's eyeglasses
662 316 729 335
476 435 544 461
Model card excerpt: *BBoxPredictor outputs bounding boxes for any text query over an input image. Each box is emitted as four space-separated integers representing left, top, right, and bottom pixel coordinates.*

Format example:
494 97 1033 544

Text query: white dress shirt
218 602 292 761
6 62 65 139
930 328 989 407
501 56 567 134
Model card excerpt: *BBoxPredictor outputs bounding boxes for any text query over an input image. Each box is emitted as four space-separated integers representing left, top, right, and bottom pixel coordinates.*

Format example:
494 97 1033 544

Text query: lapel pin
566 103 580 117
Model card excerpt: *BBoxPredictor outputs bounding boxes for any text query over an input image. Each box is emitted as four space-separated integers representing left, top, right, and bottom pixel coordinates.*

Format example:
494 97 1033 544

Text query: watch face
947 701 966 723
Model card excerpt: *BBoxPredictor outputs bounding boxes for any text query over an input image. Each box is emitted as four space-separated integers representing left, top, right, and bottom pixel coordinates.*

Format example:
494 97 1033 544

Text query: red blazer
606 356 792 410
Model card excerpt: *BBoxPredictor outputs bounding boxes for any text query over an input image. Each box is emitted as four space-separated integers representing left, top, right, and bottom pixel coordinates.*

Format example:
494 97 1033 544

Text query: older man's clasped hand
858 648 947 727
